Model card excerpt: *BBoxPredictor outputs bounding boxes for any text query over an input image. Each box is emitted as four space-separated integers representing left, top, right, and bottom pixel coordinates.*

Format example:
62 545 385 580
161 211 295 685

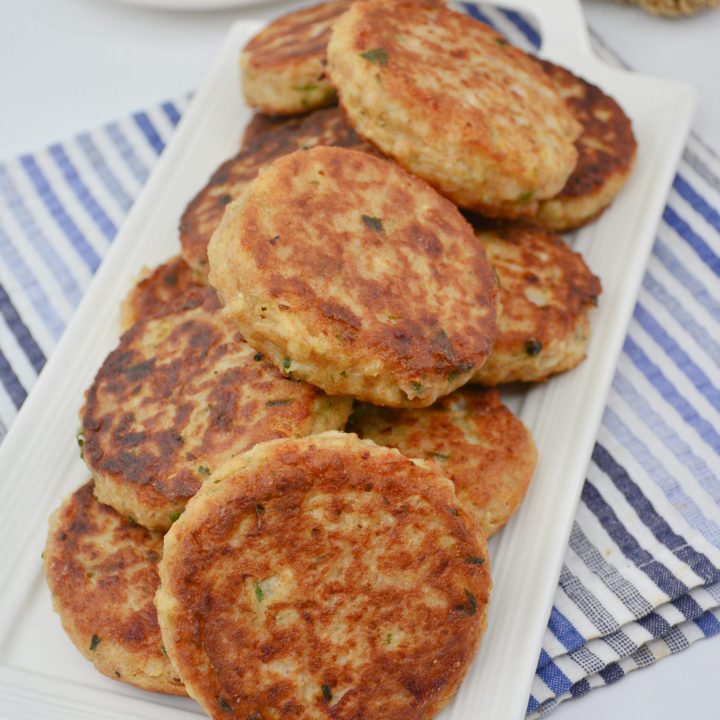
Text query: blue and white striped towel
1 5 719 717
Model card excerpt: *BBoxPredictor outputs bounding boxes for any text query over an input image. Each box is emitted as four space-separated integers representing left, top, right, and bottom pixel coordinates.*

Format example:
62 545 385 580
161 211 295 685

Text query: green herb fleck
219 194 233 205
267 399 292 407
218 697 232 713
411 381 424 395
518 190 535 203
340 370 348 378
525 339 542 357
255 583 264 603
253 352 262 361
427 451 450 461
197 465 211 476
448 361 476 383
465 556 485 565
169 510 183 524
90 634 101 651
360 48 388 66
41 550 45 560
76 428 85 458
449 506 459 517
282 357 292 372
321 684 333 701
255 504 265 516
161 643 167 655
293 82 318 92
463 589 478 615
127 515 138 526
361 214 384 232
496 38 510 46
385 633 393 645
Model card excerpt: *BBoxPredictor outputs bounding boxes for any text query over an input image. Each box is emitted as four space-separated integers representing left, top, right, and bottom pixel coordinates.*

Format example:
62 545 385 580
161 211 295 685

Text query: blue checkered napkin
1 4 719 717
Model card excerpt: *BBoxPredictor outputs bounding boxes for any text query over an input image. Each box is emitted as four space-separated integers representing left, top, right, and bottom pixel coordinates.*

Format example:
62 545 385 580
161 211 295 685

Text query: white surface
0 1 716 719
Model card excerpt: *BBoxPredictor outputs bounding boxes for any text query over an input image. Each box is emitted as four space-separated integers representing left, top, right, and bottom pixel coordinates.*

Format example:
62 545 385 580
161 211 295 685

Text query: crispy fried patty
180 106 372 277
328 0 581 218
208 146 497 407
120 256 209 331
82 302 352 531
44 482 186 695
348 387 537 536
241 0 352 116
157 432 490 720
533 61 637 231
471 224 602 385
241 112 304 148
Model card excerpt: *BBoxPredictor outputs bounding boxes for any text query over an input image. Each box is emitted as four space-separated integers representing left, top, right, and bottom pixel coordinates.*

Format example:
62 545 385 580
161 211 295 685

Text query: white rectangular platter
0 1 696 718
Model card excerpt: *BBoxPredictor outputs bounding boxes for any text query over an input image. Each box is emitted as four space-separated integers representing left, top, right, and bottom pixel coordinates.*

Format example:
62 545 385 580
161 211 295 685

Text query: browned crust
120 256 209 332
44 482 186 695
180 106 373 278
208 146 498 406
241 111 310 148
158 433 490 720
348 387 537 536
534 60 637 230
243 0 352 72
81 302 352 530
470 223 601 384
541 61 636 199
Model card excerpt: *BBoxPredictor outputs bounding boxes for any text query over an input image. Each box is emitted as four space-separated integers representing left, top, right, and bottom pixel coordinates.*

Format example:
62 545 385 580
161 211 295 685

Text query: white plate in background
0 1 695 718
96 0 304 11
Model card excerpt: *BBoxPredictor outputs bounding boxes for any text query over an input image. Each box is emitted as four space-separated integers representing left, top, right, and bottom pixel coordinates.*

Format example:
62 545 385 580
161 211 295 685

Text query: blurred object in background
622 0 718 16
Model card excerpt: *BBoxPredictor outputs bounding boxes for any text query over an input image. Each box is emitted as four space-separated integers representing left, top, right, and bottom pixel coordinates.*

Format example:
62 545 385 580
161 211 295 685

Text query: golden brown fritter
157 432 491 720
180 106 372 278
348 387 537 536
241 112 304 148
208 146 497 408
328 0 581 218
533 61 637 231
471 223 602 385
44 482 186 695
241 0 353 116
81 302 353 531
120 255 209 332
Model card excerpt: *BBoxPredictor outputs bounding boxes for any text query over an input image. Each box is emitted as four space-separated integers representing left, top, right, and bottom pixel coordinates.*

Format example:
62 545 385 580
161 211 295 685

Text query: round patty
180 106 372 278
208 146 498 407
471 223 602 385
156 431 490 720
532 61 637 231
241 0 352 116
81 302 352 531
44 481 186 695
348 387 537 537
120 255 209 331
327 0 581 218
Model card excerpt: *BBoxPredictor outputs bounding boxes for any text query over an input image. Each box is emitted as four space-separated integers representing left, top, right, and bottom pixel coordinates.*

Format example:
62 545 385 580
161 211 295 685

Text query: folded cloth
0 4 719 717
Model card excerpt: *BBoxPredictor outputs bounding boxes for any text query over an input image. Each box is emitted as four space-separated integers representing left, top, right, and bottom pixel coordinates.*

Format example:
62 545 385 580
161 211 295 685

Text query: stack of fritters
45 1 637 717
